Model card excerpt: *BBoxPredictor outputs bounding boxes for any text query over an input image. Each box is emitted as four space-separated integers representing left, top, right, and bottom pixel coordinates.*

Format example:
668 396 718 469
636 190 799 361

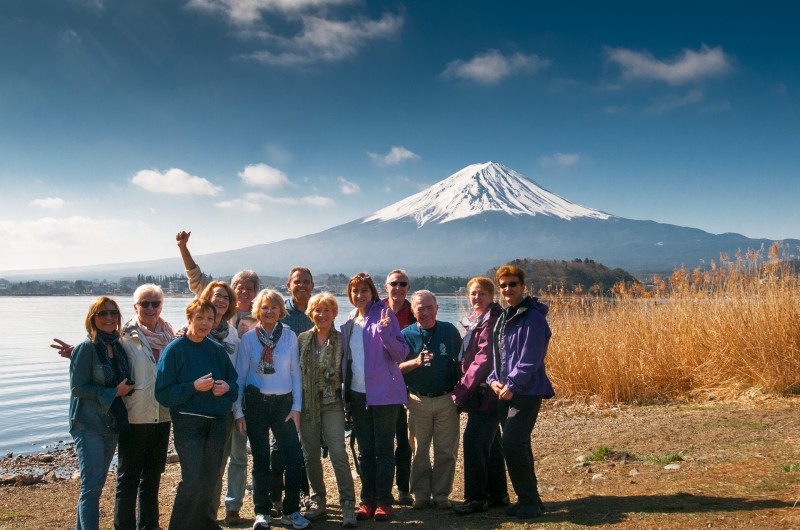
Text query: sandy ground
2 395 799 529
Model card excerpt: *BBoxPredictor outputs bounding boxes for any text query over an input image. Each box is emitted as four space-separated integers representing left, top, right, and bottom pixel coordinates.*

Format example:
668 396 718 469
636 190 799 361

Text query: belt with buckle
410 388 454 398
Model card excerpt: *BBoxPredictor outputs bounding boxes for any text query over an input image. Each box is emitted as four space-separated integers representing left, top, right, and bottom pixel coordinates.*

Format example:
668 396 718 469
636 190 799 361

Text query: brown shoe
224 510 242 526
434 500 452 510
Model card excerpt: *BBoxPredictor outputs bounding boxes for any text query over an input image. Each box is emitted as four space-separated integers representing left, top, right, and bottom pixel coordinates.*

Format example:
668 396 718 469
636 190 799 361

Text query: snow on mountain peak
363 161 611 227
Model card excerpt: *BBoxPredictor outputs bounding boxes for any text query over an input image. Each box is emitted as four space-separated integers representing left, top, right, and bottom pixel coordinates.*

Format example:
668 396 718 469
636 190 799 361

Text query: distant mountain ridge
3 162 797 281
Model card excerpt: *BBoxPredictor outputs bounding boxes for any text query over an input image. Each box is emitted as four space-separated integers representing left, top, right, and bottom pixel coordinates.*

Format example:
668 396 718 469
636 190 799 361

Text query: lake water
0 295 471 457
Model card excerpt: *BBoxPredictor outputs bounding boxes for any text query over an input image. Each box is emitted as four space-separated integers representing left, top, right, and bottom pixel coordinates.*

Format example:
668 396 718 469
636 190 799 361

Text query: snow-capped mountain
364 161 610 226
6 162 796 280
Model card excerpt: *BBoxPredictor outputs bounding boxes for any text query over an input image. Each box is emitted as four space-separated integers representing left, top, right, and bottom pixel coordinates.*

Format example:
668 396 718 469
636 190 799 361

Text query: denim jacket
68 339 121 433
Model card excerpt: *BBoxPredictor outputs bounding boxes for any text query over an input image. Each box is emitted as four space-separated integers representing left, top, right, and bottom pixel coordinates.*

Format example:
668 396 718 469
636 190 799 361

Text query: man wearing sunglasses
382 269 415 506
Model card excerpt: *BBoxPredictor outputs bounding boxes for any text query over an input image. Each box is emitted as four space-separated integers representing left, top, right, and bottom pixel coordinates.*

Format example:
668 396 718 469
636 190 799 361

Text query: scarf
458 307 493 363
256 322 283 374
209 320 236 356
93 331 131 434
126 318 175 362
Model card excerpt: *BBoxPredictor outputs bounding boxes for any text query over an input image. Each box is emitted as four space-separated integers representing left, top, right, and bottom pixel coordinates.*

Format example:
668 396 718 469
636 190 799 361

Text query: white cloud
0 216 141 271
186 0 356 25
239 163 293 189
605 44 733 85
215 198 262 212
539 153 582 169
245 13 403 66
441 49 550 84
131 168 222 195
337 177 360 194
368 146 420 166
238 191 334 207
29 197 65 209
645 89 705 114
188 0 402 67
264 143 293 165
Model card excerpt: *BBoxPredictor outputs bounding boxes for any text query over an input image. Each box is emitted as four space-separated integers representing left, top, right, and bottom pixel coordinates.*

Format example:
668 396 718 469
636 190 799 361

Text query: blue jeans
462 409 508 502
498 395 543 507
244 390 303 516
71 423 118 530
225 416 249 511
169 413 227 530
349 391 399 506
114 421 171 530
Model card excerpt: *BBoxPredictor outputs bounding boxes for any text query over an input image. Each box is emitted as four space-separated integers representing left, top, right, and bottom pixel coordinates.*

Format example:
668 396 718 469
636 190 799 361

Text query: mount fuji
6 162 796 280
186 160 788 276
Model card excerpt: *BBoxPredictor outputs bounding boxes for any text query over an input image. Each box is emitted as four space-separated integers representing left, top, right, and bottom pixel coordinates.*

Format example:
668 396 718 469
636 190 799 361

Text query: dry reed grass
544 243 800 404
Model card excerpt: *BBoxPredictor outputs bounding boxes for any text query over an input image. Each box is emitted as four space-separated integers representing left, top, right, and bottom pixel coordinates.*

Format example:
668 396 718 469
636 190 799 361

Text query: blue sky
1 0 798 272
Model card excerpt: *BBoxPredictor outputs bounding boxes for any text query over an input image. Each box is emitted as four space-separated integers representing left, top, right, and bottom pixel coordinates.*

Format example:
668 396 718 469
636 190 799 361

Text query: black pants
498 396 543 507
169 413 227 530
395 405 411 494
114 421 171 530
269 437 310 506
244 391 304 516
462 410 508 502
349 391 399 506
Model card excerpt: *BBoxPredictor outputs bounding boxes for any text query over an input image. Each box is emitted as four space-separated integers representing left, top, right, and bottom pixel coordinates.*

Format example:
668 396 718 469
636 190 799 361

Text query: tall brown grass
544 243 800 404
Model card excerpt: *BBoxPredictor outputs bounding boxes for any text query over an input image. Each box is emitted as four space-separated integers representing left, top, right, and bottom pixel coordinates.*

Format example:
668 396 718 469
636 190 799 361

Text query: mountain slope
364 161 610 226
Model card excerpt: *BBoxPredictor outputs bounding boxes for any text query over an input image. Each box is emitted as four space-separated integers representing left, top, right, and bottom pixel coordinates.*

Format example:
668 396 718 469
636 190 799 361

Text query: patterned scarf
93 331 131 433
209 320 236 356
256 322 283 374
458 307 492 362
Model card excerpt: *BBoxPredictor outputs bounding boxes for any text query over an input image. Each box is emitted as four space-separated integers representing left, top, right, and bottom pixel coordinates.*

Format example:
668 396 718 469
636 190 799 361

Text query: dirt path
2 396 799 529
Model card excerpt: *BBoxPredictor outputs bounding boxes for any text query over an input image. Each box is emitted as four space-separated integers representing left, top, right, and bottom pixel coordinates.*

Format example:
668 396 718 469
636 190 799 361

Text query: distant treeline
487 258 639 295
0 258 639 296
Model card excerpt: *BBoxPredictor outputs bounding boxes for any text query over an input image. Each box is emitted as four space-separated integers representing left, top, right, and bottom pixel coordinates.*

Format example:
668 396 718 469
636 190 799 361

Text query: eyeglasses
499 282 520 289
211 293 230 301
95 310 120 318
137 300 162 309
350 273 371 281
388 281 408 287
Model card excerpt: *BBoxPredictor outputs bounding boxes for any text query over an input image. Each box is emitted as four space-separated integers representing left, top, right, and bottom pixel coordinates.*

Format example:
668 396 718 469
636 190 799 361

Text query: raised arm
175 230 209 296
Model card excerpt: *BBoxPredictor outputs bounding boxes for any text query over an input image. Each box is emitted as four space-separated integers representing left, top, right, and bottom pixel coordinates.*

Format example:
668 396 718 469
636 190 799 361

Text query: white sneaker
253 513 270 529
280 511 311 529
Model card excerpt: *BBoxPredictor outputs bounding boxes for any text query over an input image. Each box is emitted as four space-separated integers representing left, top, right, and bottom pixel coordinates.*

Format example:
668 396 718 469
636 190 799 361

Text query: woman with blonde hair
234 289 310 530
341 273 409 522
452 277 508 515
69 296 134 530
297 292 357 527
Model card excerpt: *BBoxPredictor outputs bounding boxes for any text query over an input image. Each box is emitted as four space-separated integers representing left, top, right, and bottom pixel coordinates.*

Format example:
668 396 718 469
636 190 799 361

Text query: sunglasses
499 282 520 289
137 300 162 309
350 273 371 281
388 281 408 287
95 310 120 318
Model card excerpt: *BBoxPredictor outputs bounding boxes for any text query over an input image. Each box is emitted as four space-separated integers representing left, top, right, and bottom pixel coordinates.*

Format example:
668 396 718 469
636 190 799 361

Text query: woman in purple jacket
452 277 508 515
487 264 554 520
341 273 409 522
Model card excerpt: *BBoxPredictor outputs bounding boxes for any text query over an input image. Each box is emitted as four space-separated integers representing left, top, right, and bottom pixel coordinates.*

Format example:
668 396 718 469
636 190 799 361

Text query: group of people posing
58 230 554 530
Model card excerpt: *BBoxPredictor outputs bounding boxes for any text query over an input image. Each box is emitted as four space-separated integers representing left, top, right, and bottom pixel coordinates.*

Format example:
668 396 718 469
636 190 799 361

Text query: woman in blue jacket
341 273 409 522
487 264 554 520
69 296 134 530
